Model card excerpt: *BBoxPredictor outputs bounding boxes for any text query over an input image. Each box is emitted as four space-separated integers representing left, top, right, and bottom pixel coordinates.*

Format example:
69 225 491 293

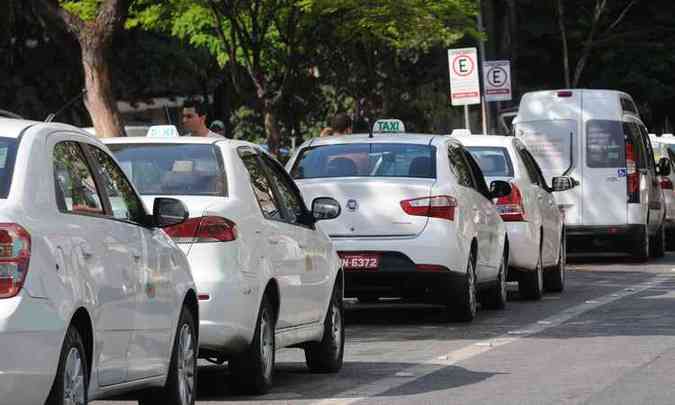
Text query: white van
513 89 667 260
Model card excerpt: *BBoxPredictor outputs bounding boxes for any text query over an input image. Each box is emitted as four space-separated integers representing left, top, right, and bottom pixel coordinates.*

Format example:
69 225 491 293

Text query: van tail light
401 195 457 221
661 177 673 190
0 224 31 299
557 90 573 98
625 141 640 203
164 216 238 243
495 183 527 221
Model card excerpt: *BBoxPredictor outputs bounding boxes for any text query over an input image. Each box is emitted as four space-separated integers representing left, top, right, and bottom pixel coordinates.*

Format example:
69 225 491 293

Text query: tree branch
34 0 85 36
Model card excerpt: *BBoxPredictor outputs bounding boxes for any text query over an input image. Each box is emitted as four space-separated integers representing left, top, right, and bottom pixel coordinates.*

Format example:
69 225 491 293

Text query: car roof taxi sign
147 125 180 138
373 119 406 134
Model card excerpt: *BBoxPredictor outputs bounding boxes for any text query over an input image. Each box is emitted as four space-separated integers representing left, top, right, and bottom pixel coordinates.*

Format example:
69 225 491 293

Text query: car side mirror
312 197 341 221
551 176 578 192
489 180 512 199
657 157 671 176
153 197 188 227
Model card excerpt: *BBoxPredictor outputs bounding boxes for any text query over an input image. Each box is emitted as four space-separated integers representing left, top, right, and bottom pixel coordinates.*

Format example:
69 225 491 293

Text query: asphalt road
96 252 675 405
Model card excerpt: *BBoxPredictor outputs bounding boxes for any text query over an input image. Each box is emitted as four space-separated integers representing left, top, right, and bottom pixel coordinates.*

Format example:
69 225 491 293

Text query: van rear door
582 120 628 225
515 119 581 224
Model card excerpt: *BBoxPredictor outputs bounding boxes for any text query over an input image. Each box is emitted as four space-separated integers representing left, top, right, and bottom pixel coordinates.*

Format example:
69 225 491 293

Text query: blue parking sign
617 168 627 177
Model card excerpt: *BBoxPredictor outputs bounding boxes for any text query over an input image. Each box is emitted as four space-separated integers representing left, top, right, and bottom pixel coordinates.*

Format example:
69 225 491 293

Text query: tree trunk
504 0 519 100
80 33 126 137
557 0 571 88
263 98 281 156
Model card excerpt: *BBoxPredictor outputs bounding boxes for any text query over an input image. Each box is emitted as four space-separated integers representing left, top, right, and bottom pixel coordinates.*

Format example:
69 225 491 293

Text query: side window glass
87 145 146 223
238 151 282 221
261 155 306 225
523 150 549 189
463 149 490 198
448 144 475 188
517 147 540 185
53 142 105 215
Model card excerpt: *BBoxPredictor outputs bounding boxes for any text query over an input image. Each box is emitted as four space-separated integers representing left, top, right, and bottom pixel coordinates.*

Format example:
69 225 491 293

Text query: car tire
480 247 507 310
139 306 197 405
46 325 88 405
633 225 650 262
544 234 566 292
305 281 344 373
650 225 666 258
519 246 543 300
449 251 477 322
229 294 275 395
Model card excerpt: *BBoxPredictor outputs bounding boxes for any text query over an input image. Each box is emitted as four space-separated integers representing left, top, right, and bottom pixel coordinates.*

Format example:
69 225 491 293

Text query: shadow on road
194 361 501 402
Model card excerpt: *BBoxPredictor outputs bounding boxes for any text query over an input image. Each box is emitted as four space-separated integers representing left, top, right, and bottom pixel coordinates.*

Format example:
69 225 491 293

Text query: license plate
339 253 380 270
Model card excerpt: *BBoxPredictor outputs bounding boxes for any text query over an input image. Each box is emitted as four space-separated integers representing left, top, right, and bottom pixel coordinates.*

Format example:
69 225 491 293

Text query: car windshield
106 143 226 196
0 137 18 198
291 143 436 179
466 146 514 177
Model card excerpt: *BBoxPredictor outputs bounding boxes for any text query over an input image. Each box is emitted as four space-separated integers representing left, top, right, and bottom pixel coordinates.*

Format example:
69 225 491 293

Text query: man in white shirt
182 100 221 137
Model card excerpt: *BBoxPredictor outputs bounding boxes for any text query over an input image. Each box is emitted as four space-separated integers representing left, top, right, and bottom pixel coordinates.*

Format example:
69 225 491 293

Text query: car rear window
0 138 18 198
106 144 226 196
586 120 625 168
466 146 514 177
290 143 436 179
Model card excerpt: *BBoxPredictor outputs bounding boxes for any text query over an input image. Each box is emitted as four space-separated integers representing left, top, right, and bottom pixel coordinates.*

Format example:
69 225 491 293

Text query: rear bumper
0 294 66 405
566 225 645 252
332 220 469 298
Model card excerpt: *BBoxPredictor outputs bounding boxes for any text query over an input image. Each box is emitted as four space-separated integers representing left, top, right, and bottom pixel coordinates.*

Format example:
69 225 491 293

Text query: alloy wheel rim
177 324 195 405
468 259 476 315
260 309 274 378
332 300 343 351
499 258 507 301
63 347 85 405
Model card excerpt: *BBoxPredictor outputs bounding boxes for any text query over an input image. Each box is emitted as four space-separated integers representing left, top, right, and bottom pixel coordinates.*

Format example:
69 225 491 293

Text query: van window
586 120 625 168
620 98 639 115
515 120 574 180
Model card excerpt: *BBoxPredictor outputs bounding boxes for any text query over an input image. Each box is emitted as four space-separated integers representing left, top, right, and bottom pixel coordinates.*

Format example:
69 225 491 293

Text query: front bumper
0 294 66 405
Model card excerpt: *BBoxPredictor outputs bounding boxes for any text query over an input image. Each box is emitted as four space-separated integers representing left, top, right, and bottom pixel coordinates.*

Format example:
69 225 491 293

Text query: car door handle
131 251 142 262
80 246 93 260
267 237 280 245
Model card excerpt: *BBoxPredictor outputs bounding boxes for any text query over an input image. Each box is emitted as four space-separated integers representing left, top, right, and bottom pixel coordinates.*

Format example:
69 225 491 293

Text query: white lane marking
312 275 673 405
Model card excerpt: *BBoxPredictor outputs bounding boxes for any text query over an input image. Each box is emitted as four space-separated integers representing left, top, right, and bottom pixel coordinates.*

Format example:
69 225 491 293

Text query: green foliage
60 0 103 22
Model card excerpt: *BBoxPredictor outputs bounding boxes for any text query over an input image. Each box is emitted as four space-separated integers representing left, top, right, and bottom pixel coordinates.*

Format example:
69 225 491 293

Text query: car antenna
164 105 172 125
45 88 87 123
368 115 375 138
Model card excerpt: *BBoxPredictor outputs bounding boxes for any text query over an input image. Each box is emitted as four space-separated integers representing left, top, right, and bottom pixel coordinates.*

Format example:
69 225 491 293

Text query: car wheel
650 225 665 258
519 245 543 300
305 280 344 373
140 306 197 405
46 325 88 405
449 252 477 322
544 234 566 292
481 247 507 310
634 225 650 262
229 294 275 395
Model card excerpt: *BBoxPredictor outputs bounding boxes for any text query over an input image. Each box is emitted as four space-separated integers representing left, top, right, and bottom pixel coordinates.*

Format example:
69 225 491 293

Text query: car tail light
0 224 31 299
400 196 457 221
661 177 673 190
626 141 640 203
164 216 238 243
495 183 527 221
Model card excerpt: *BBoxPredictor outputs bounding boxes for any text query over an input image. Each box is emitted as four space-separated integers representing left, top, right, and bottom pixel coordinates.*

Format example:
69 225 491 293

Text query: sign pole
464 105 471 131
477 7 488 134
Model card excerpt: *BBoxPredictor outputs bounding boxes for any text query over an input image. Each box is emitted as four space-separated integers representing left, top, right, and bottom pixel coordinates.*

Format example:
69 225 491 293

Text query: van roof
514 89 640 123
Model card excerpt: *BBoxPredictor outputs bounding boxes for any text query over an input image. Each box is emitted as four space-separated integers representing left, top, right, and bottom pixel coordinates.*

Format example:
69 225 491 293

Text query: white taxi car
0 119 197 405
104 135 344 394
286 121 511 321
455 134 575 298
